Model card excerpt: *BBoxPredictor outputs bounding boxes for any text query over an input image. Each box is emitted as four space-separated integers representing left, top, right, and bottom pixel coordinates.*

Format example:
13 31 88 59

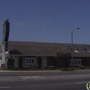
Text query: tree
55 52 71 68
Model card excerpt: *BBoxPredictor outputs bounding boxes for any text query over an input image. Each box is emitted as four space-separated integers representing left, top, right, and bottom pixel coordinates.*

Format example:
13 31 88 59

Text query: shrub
62 68 72 71
48 66 55 70
55 68 61 70
79 65 85 69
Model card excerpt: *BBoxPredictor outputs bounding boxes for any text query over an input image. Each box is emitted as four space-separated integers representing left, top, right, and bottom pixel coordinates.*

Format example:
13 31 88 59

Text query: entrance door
38 57 42 68
19 57 23 68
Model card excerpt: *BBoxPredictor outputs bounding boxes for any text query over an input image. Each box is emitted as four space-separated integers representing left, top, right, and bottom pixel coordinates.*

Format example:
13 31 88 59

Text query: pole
71 31 73 70
1 42 6 69
71 27 80 71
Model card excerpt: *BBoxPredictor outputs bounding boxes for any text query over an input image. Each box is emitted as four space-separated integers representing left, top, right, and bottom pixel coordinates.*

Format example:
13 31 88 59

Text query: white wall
3 56 38 69
8 56 47 69
13 56 19 68
22 57 38 68
70 59 82 66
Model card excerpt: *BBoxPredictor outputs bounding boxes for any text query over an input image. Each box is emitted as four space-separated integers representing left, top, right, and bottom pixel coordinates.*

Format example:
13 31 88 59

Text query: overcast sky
0 0 90 44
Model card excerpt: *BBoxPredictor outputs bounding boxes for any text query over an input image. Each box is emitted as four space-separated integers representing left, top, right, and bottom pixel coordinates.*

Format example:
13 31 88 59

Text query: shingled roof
8 41 90 57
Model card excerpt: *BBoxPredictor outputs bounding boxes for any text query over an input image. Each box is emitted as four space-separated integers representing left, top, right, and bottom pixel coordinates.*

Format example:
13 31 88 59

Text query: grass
2 66 90 71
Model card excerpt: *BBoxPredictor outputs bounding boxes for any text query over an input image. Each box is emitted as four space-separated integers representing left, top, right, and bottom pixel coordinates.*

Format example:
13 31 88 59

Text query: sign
86 82 90 90
3 19 10 41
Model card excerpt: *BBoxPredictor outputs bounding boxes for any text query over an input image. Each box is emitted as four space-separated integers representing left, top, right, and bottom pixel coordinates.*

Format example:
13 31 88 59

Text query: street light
71 27 80 70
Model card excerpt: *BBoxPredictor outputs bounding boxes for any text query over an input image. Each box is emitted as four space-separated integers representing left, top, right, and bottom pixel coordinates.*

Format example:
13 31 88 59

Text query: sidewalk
76 69 90 71
0 69 90 72
0 70 62 72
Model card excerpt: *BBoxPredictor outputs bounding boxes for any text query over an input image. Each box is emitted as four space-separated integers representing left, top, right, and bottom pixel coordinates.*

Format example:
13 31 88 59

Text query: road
0 70 90 90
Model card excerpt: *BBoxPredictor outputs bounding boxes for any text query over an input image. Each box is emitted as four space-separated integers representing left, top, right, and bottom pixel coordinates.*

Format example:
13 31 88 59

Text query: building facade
0 41 90 69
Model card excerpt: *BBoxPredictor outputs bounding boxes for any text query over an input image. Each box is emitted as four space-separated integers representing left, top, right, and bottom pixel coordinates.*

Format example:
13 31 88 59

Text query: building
0 41 90 69
0 46 1 67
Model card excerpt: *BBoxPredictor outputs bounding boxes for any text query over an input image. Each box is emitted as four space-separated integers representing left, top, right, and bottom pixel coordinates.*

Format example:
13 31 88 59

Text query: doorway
38 57 42 68
19 57 23 68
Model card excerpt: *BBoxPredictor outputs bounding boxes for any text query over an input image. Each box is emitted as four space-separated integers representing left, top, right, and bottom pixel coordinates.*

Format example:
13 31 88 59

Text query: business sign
86 81 90 90
3 19 10 41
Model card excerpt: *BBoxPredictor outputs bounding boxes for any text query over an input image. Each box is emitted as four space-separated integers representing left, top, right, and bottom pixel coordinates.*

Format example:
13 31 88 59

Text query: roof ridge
8 40 90 45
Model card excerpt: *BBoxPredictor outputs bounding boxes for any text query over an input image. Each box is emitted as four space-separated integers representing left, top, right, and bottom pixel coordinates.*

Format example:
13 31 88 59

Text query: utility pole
71 27 80 71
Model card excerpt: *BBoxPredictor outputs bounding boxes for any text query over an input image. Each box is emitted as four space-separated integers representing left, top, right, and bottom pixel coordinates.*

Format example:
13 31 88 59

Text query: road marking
58 81 87 86
22 77 32 79
0 86 11 88
22 76 45 79
76 82 87 84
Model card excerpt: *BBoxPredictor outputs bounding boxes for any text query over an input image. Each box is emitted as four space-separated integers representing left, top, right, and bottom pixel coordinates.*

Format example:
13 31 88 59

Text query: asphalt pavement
0 70 90 90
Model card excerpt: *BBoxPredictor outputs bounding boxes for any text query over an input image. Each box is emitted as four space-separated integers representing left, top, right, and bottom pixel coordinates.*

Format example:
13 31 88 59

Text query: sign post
1 42 6 69
1 19 10 69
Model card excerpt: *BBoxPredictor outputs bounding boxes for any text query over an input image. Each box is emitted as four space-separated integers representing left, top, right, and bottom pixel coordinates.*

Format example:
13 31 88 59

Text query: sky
0 0 90 44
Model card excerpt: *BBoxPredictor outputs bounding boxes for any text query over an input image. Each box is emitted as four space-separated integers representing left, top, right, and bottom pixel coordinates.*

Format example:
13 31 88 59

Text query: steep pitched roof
8 41 90 57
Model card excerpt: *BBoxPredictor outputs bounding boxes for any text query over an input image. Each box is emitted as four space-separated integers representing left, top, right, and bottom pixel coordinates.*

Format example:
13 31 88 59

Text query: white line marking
0 86 11 88
59 82 87 86
22 77 32 79
22 76 45 79
76 82 87 84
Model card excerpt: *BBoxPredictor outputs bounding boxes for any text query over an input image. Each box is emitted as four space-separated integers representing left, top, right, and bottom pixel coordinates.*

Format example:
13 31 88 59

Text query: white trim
25 58 35 65
73 59 82 66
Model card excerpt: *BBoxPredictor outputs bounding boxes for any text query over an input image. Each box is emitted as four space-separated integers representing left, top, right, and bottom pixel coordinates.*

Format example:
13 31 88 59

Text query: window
84 48 90 53
74 50 79 53
32 59 34 63
70 48 79 52
84 48 87 51
73 59 82 66
25 58 35 65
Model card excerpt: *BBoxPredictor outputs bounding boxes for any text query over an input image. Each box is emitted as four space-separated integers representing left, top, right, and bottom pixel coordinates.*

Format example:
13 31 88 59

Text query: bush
55 68 62 70
62 68 72 71
48 66 55 70
28 65 40 70
85 66 90 69
79 65 85 69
